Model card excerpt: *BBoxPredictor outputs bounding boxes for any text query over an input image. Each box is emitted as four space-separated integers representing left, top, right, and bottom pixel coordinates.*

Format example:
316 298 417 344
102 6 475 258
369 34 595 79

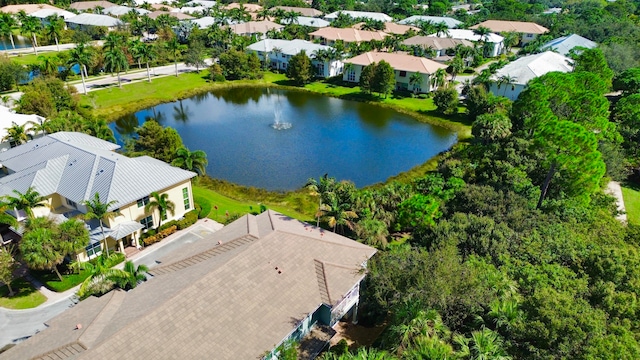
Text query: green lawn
9 50 68 65
622 185 640 225
193 185 313 223
30 253 125 292
0 278 47 309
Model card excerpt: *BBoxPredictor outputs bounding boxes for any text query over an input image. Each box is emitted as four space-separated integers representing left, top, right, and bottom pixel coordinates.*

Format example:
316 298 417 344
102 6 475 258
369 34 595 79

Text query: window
66 198 78 208
347 69 356 82
85 242 102 258
399 71 407 77
137 196 150 208
316 63 325 76
140 215 153 230
183 187 191 210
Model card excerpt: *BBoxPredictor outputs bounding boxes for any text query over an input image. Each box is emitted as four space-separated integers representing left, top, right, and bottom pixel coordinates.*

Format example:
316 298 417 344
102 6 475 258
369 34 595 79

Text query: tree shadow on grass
0 277 38 298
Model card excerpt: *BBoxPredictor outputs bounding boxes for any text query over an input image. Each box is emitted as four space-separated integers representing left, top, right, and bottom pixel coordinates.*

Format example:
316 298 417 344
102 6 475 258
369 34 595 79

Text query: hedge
143 225 177 246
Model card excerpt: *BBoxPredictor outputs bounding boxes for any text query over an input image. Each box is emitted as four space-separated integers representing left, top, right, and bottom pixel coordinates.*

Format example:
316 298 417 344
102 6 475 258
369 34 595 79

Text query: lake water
0 36 32 51
112 88 457 190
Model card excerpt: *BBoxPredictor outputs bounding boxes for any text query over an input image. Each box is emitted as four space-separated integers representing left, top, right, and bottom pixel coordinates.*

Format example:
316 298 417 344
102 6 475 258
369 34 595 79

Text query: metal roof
325 10 392 22
0 132 196 211
102 5 149 16
492 51 574 85
542 34 597 56
397 15 462 28
431 28 504 44
66 13 123 27
0 105 45 142
247 39 333 57
30 8 77 20
280 16 330 28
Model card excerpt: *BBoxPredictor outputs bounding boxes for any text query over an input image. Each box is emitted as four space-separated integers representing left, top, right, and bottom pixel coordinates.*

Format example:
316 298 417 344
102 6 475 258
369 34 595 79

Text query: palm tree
256 8 271 21
57 218 90 272
44 14 64 52
116 260 148 290
83 118 116 142
104 33 129 88
3 122 29 146
409 72 423 94
0 13 17 49
138 42 156 83
473 26 492 43
431 68 447 90
68 42 93 95
449 55 465 81
502 31 520 54
171 147 208 176
77 253 127 298
20 15 41 55
38 54 59 77
20 227 65 281
434 22 449 37
455 328 511 360
318 196 358 234
417 20 435 36
83 192 118 257
497 74 517 97
4 186 45 219
283 10 300 24
165 37 183 77
128 38 145 69
155 13 175 30
145 191 175 230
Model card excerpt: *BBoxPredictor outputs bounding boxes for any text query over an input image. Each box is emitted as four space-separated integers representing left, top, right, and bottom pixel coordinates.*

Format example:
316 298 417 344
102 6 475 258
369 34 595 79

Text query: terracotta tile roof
226 20 284 34
344 51 447 74
352 22 418 35
470 20 548 34
2 211 376 360
272 6 323 17
69 1 117 11
402 35 474 49
310 27 388 43
0 3 64 14
224 2 263 12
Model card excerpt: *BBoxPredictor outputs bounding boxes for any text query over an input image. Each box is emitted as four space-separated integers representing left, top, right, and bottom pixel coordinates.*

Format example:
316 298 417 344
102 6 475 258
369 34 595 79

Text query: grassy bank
0 278 47 309
622 184 640 225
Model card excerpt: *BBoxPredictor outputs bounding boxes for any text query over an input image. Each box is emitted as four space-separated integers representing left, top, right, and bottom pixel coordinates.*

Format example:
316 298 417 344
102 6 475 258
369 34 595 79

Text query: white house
397 15 462 28
280 16 330 28
225 20 283 38
343 51 447 93
30 8 76 23
0 105 45 150
431 29 505 57
66 13 123 31
325 10 392 22
247 39 343 78
542 34 597 56
489 51 573 100
102 5 150 17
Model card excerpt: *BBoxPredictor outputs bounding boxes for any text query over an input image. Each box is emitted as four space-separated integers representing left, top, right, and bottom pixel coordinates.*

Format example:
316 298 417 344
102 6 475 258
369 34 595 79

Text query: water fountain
270 93 292 130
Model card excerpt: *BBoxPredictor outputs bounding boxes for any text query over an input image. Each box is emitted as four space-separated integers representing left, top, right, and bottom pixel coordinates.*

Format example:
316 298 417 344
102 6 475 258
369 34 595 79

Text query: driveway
0 219 223 350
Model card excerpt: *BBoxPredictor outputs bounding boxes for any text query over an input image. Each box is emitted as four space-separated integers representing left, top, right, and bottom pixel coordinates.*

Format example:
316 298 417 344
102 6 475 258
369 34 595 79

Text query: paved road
0 219 222 350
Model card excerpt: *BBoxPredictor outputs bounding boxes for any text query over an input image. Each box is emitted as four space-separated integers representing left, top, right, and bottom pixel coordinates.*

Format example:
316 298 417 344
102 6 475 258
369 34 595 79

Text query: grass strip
0 277 47 309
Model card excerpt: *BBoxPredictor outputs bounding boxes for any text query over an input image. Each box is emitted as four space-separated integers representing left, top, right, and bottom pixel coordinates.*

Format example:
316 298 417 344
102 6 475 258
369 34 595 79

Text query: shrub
176 210 198 230
195 195 212 219
143 225 177 246
433 85 459 115
224 213 242 225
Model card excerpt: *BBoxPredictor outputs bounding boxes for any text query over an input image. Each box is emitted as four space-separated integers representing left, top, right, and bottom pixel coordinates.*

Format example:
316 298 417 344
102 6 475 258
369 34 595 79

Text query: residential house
102 5 150 17
69 0 117 12
0 4 66 15
325 10 392 22
281 16 330 28
247 39 343 77
402 35 474 63
343 51 447 93
226 20 284 38
542 34 597 56
224 2 263 12
30 8 77 23
0 132 197 261
185 0 217 8
148 10 194 20
1 210 377 360
397 15 462 28
0 105 45 150
353 22 418 35
431 29 505 57
489 51 573 100
309 27 388 45
271 5 323 17
66 13 123 31
470 20 548 45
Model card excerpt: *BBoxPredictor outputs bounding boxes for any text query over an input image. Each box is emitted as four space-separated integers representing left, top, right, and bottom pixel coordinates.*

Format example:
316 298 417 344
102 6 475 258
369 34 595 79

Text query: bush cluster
143 225 177 246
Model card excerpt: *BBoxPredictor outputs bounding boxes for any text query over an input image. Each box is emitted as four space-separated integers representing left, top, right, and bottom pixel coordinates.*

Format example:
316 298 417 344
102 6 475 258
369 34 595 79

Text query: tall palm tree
20 15 41 55
0 12 17 49
473 26 491 43
57 218 90 272
38 54 59 77
127 38 145 69
498 74 517 97
4 186 45 219
82 118 116 142
44 14 64 52
2 122 29 146
145 191 175 230
134 42 155 83
409 72 423 94
68 42 93 95
104 38 129 88
431 68 447 90
449 55 464 81
116 260 148 290
83 192 118 257
256 8 271 20
165 37 183 77
455 328 511 360
77 253 127 298
171 147 208 176
434 22 449 37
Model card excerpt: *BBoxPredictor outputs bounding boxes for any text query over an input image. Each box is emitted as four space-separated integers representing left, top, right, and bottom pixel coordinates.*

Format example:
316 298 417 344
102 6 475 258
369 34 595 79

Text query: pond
0 36 32 51
112 88 457 191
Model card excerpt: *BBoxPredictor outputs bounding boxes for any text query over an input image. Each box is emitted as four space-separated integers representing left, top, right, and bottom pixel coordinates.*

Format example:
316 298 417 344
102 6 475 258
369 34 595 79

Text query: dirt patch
330 320 388 349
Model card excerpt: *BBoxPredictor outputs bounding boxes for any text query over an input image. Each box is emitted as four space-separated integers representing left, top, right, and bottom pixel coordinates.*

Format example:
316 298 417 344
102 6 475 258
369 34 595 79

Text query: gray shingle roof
397 15 462 28
0 132 196 210
2 210 377 360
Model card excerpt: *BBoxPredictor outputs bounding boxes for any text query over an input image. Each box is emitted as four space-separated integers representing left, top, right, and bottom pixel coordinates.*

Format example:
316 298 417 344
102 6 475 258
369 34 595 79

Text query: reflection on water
0 35 31 51
112 88 458 190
